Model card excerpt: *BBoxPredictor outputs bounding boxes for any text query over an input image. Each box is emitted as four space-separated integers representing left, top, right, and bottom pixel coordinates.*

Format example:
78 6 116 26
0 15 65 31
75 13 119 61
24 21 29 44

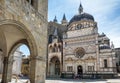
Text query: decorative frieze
68 20 97 31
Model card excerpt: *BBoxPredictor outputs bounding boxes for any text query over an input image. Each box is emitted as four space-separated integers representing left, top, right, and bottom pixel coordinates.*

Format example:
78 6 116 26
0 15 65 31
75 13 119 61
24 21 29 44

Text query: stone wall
0 0 48 83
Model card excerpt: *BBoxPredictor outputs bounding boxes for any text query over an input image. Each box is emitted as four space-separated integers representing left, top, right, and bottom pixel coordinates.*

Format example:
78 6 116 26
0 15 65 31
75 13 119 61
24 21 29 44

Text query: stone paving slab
1 79 120 83
45 79 120 83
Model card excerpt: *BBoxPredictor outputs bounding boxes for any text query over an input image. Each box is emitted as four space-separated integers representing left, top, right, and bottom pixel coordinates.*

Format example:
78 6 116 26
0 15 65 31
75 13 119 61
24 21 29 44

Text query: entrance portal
50 56 60 76
77 65 83 75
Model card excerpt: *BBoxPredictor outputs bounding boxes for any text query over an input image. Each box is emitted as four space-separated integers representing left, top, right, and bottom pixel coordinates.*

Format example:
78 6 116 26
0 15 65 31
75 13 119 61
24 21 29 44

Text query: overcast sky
48 0 120 48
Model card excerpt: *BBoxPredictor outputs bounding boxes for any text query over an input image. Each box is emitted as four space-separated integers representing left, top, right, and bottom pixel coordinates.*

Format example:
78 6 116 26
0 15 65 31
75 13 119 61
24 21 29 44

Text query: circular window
74 47 85 58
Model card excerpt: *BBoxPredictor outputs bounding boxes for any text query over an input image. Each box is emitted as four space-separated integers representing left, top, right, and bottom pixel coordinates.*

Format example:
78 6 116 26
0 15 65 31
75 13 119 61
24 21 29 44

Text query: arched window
53 44 58 52
49 45 53 53
77 24 82 29
104 59 107 68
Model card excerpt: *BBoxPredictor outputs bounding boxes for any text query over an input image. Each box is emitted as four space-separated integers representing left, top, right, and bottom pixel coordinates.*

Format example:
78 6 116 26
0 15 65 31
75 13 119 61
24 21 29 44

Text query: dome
69 13 94 24
69 3 94 25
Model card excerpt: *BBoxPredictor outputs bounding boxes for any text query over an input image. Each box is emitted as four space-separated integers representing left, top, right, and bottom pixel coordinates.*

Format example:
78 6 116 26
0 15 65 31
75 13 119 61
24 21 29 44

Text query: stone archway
49 56 60 76
7 39 31 82
0 0 48 82
0 20 47 83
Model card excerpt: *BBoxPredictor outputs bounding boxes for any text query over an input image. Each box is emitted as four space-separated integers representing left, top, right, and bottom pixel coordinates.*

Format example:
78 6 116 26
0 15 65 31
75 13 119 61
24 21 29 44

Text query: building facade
47 3 117 78
115 48 120 72
12 48 23 75
21 57 30 76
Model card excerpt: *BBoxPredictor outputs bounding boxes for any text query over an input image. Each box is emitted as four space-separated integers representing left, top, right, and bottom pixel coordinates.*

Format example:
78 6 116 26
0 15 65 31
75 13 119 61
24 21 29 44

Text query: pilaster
1 56 14 83
1 57 9 83
30 56 46 83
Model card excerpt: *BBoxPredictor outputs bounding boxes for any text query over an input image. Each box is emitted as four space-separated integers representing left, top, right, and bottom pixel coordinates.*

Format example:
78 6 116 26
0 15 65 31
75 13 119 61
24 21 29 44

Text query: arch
49 45 53 53
50 56 60 63
49 45 52 48
0 20 38 82
54 43 57 47
7 40 30 80
0 20 38 57
53 43 58 52
77 65 83 75
8 39 29 57
49 56 60 76
0 28 7 56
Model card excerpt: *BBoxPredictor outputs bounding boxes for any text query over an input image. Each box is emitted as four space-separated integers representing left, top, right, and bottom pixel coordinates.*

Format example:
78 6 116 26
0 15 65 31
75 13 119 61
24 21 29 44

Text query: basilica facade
47 3 117 78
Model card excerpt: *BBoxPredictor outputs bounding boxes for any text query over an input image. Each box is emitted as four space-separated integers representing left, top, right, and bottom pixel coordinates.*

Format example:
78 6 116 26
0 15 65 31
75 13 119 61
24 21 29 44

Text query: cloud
48 0 120 48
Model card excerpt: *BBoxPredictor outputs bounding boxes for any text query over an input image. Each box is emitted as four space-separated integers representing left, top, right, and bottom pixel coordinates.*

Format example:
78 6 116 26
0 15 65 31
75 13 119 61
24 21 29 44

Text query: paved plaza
46 79 120 83
1 79 120 83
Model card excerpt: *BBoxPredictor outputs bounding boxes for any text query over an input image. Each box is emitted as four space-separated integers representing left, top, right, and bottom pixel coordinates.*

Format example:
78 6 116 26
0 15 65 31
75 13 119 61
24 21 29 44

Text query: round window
75 47 85 58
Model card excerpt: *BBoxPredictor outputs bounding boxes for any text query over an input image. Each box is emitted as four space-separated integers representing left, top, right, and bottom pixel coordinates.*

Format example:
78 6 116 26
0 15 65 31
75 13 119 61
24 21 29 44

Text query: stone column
62 52 65 72
29 56 46 83
1 56 13 83
0 49 3 74
29 57 36 83
47 61 50 77
0 55 3 74
1 57 9 83
95 34 100 72
60 62 62 75
7 56 14 82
